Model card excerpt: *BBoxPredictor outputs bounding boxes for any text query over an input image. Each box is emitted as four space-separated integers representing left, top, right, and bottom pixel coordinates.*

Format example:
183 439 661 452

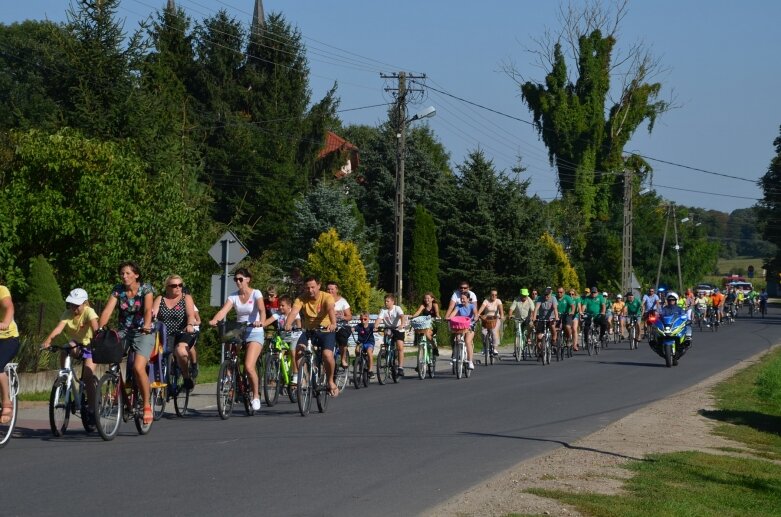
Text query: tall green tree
759 125 781 277
306 229 370 311
409 205 440 302
439 150 548 297
19 256 65 336
514 3 669 255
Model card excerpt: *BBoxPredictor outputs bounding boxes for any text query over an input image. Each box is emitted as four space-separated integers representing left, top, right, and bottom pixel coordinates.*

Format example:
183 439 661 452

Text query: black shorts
335 325 352 346
0 337 20 370
168 332 197 349
386 329 405 342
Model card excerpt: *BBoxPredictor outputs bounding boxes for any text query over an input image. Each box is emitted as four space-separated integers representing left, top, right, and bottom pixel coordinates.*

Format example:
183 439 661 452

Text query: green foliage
409 205 440 302
287 180 376 280
306 229 371 312
439 150 549 297
19 256 65 337
1 128 214 299
759 125 781 273
539 233 580 291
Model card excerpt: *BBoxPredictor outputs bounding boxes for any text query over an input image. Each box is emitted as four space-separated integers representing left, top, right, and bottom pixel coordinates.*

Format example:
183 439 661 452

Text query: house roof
318 131 358 159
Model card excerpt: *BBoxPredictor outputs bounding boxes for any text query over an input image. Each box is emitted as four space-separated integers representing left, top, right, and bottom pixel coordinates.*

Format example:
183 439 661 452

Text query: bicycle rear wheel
262 354 281 407
335 349 350 392
49 377 72 437
376 347 389 385
297 360 312 416
95 373 122 441
216 360 235 420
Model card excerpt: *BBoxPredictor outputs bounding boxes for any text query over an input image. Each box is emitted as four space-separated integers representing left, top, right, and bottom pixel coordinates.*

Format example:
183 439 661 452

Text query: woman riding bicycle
410 292 441 354
0 282 20 424
209 267 267 412
42 288 99 414
326 281 353 371
445 291 477 370
98 261 156 425
477 289 504 357
152 275 198 391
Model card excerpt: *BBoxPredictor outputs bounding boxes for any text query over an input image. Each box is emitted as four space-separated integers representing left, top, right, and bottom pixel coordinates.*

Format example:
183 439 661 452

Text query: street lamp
394 106 436 300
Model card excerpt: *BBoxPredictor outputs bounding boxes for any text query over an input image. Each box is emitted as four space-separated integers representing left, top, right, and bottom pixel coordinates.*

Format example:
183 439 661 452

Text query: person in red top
710 288 725 324
264 286 280 318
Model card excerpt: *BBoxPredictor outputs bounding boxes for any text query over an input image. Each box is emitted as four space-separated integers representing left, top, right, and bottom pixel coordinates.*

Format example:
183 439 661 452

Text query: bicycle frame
0 363 19 448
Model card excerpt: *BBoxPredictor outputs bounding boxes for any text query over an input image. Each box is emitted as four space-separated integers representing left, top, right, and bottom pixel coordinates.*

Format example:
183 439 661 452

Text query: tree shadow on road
459 430 650 462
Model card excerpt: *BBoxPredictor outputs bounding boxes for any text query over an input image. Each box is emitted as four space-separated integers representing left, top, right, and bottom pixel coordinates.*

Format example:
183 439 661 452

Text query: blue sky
3 0 779 213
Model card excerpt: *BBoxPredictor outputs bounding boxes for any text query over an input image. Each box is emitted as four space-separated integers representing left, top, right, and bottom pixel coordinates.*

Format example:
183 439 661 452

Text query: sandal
328 383 339 398
143 405 153 425
0 405 12 425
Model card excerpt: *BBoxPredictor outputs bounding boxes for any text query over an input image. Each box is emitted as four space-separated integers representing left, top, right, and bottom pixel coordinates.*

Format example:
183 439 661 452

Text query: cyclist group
0 264 772 440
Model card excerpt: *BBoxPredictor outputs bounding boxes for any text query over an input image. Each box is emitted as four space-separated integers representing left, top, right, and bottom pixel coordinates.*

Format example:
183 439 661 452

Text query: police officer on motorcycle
661 292 693 340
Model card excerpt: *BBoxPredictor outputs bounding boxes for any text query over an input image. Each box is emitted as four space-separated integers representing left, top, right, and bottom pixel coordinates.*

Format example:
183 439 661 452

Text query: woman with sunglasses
98 261 156 425
153 275 197 390
209 268 266 411
42 288 100 410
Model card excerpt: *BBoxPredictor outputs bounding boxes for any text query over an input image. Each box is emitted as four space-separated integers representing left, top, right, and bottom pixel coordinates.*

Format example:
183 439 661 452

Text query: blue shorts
296 330 336 351
0 337 20 370
357 341 375 351
243 327 265 345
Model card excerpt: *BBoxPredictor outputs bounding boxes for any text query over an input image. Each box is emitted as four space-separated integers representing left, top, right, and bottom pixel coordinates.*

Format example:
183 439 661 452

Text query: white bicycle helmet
666 291 679 302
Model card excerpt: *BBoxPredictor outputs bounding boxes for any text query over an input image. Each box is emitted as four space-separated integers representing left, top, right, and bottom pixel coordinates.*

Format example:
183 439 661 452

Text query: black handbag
91 329 123 364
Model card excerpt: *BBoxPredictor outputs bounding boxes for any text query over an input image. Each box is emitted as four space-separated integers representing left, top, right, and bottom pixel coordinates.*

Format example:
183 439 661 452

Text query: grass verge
518 346 781 516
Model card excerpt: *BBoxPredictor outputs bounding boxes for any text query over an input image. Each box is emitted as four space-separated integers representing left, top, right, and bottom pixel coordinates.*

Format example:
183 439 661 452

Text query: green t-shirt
625 299 642 316
557 294 574 315
582 294 605 316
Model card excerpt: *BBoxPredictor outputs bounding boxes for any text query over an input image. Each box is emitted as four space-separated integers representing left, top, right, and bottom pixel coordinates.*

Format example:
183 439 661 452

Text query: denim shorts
243 327 265 345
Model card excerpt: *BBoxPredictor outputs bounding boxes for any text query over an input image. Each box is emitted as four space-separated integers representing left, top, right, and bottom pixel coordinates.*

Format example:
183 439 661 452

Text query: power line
632 153 759 183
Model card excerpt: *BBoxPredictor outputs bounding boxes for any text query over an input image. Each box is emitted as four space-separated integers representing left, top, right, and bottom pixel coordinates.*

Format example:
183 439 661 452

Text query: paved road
4 307 780 516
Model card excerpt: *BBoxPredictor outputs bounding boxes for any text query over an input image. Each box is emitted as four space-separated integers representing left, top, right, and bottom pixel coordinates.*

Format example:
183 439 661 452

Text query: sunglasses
234 277 246 283
168 283 183 288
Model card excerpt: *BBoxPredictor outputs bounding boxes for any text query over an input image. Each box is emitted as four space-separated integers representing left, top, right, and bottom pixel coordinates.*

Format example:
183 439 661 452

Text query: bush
306 228 371 312
19 255 65 337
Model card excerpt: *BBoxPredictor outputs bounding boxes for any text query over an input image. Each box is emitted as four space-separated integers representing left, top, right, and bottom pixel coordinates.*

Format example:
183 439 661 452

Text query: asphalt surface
3 306 780 516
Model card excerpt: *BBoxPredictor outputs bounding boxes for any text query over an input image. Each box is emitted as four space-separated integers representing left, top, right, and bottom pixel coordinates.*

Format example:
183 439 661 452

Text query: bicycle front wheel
315 362 329 413
0 372 19 449
49 377 72 437
417 341 427 380
376 347 389 385
262 354 281 407
353 353 364 389
95 373 122 441
335 349 350 392
133 389 152 435
455 340 463 379
297 360 312 416
170 354 190 418
514 331 521 362
216 360 236 420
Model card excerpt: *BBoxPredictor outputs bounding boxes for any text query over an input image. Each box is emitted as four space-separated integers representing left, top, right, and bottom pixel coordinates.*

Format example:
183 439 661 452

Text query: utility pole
621 168 633 295
381 71 425 301
655 205 671 290
672 204 684 294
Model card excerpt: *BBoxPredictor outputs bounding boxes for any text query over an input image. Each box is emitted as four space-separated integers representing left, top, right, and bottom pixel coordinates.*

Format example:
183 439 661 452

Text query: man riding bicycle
623 292 642 344
533 287 559 356
556 287 575 350
581 287 607 344
509 288 535 346
285 276 339 397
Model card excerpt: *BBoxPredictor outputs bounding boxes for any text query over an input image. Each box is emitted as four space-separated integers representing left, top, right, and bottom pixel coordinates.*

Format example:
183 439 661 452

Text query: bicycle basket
449 316 472 331
91 329 123 364
410 316 432 330
219 321 247 341
482 316 498 330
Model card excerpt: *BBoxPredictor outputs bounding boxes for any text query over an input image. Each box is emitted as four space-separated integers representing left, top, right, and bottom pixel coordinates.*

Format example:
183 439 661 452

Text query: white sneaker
251 398 261 411
467 361 475 370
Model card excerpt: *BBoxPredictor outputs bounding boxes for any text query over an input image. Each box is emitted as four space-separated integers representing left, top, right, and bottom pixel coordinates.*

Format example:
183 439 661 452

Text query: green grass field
518 347 781 516
701 256 766 290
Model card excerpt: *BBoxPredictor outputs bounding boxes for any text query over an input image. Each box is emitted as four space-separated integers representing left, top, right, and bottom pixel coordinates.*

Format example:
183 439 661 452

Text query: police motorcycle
647 292 691 367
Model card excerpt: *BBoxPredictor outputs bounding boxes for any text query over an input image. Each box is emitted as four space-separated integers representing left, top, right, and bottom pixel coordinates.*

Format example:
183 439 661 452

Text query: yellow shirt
59 306 98 345
612 301 625 314
0 285 19 339
293 291 335 329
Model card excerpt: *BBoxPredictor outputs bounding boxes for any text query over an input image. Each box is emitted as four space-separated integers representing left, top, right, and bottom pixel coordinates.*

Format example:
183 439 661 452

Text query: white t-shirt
450 289 478 304
378 306 404 330
193 305 200 332
229 289 263 323
334 297 350 322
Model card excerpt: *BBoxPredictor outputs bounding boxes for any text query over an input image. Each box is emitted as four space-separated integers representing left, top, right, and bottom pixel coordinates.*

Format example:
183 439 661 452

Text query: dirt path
422 347 773 517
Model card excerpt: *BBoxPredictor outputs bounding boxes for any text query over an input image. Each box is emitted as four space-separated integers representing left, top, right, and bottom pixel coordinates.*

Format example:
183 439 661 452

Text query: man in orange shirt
710 288 725 324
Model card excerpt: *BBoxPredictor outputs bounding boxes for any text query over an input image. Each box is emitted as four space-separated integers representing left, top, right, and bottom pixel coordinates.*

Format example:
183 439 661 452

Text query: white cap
616 294 623 299
65 288 89 306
